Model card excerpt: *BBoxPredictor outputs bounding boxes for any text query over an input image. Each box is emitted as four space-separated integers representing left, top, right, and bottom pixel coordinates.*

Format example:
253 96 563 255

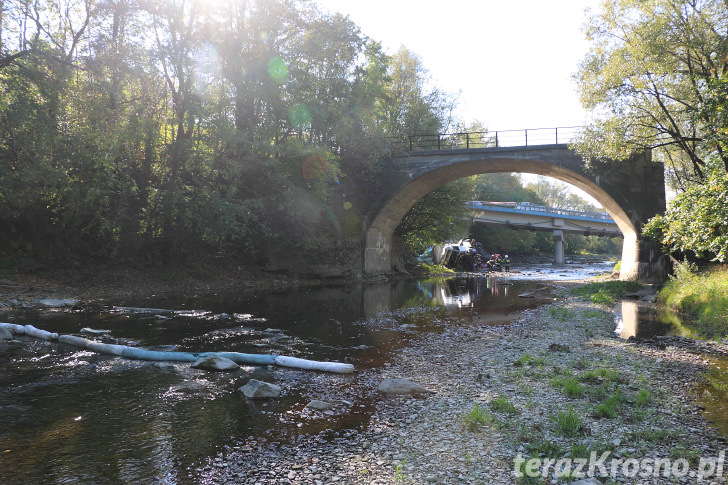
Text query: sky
314 0 599 131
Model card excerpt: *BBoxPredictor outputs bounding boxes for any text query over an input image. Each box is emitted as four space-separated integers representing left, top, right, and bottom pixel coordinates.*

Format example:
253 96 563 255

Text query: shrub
659 263 728 338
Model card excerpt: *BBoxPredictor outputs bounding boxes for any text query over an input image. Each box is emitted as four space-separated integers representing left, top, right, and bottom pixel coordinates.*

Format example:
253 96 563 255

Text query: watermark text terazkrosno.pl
513 450 726 481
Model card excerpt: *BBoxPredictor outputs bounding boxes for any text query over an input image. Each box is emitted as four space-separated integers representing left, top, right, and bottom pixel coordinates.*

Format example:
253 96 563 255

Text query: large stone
378 378 433 394
306 399 334 411
239 379 281 399
191 355 240 371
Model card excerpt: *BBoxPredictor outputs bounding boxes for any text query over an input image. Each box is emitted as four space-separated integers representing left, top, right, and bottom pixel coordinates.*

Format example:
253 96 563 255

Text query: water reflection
696 355 728 437
0 276 546 484
614 300 684 340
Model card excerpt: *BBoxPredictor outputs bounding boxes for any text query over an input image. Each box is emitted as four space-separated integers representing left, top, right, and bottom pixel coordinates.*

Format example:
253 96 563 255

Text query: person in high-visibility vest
504 255 511 272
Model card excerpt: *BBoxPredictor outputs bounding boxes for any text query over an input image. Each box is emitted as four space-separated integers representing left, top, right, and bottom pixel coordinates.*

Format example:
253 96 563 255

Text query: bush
659 262 728 338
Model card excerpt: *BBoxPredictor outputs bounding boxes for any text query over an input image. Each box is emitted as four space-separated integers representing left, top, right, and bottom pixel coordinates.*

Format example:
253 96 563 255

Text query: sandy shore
196 290 727 485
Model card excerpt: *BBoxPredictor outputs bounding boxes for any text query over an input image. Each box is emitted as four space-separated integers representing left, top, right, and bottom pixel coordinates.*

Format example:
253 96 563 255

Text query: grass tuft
463 403 492 431
551 406 585 437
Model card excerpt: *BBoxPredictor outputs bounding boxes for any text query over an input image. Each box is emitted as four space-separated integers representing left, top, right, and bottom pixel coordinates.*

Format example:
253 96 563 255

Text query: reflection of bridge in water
467 201 622 265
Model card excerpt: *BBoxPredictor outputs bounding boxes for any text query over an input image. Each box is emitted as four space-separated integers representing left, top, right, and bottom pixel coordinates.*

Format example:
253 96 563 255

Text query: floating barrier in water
0 322 354 373
58 334 127 356
275 355 355 374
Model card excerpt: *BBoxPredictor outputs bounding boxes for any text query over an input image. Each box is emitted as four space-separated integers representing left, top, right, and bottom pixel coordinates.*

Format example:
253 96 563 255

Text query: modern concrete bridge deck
468 201 621 264
364 128 667 282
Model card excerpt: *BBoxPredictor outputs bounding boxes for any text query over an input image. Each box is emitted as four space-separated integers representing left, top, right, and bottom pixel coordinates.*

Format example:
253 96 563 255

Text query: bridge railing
468 201 615 223
387 126 581 153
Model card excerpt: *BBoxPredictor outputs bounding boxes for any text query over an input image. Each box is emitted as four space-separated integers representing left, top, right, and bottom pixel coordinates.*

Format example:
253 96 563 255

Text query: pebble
195 296 728 484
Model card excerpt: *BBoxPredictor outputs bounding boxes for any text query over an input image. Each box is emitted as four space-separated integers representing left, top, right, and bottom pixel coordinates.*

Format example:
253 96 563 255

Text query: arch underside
365 157 642 279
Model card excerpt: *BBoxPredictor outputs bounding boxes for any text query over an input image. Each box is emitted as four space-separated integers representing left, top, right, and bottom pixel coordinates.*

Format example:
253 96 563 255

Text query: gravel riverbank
196 290 728 485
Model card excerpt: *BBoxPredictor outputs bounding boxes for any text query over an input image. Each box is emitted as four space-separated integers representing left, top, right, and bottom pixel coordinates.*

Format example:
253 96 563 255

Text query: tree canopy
0 0 459 265
574 0 728 187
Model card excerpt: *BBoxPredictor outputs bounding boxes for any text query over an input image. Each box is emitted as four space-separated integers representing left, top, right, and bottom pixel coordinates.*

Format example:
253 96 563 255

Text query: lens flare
267 57 288 84
289 103 311 128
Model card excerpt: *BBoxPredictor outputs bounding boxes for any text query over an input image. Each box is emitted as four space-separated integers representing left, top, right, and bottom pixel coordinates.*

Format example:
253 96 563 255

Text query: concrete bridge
363 128 667 282
468 201 621 265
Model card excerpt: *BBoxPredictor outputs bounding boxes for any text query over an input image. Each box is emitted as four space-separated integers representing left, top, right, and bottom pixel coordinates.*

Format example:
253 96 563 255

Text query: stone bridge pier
363 145 667 283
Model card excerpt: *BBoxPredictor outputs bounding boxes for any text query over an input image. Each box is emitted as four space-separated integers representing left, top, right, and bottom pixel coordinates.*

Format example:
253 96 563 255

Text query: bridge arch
364 146 665 282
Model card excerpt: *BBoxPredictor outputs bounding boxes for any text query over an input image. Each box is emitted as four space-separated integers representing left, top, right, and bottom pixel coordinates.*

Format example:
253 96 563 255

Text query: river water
0 260 724 484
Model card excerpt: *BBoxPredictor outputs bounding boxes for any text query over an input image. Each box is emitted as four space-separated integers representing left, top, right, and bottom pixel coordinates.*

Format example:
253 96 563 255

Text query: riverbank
0 261 349 310
197 287 727 485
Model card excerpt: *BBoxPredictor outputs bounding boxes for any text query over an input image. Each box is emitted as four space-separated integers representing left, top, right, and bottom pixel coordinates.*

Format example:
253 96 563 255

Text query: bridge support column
619 233 667 283
364 227 392 275
553 230 564 266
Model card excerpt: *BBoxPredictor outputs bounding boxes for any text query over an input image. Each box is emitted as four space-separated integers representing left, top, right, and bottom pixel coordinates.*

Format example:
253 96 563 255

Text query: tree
644 156 728 262
395 177 476 257
574 0 728 186
473 172 540 203
381 47 456 136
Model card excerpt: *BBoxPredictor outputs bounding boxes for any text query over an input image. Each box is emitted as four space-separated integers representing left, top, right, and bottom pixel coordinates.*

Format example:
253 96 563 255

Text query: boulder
378 378 434 395
239 379 281 399
306 399 334 411
191 355 240 371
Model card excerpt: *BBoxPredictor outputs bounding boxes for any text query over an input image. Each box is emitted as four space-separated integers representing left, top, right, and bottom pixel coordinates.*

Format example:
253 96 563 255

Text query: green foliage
514 354 546 367
574 0 728 178
565 234 622 257
550 406 585 437
0 0 460 264
570 281 643 304
394 459 406 481
548 307 573 321
525 440 565 458
463 403 492 431
396 177 476 257
579 368 620 384
635 389 652 408
550 376 586 398
644 159 728 262
658 262 728 338
593 390 624 418
489 395 519 415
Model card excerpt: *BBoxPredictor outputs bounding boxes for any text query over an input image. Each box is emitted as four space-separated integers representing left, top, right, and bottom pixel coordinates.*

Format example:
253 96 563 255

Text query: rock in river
306 399 334 411
378 378 434 395
239 379 282 399
191 355 240 371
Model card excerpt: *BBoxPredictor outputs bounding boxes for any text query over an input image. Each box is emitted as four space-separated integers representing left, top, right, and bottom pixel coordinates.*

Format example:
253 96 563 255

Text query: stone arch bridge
364 132 667 282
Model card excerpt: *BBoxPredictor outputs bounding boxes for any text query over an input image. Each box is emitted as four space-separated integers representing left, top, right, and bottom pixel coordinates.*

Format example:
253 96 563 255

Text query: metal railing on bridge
468 201 615 224
387 126 581 153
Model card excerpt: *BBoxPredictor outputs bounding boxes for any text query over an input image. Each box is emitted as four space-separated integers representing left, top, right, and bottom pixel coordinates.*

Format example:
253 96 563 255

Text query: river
0 259 723 484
